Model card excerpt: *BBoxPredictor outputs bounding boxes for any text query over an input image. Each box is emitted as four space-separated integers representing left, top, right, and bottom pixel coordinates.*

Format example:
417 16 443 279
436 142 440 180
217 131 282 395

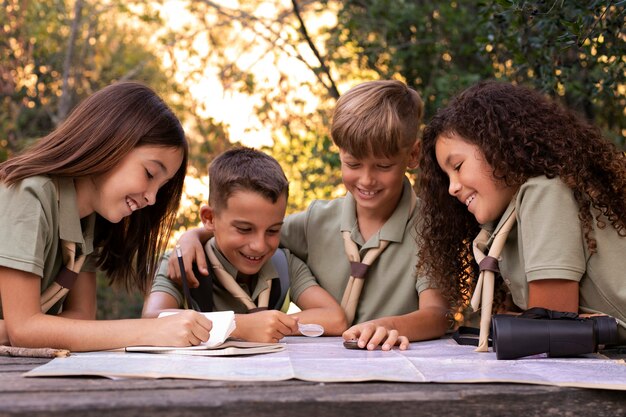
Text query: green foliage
480 0 625 146
268 117 342 214
326 0 625 147
328 1 494 120
0 0 186 162
96 273 144 319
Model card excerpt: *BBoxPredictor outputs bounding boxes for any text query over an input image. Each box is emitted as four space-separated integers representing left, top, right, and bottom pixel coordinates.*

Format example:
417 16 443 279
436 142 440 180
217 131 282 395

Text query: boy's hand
150 310 212 347
232 311 299 343
342 321 410 351
167 228 209 288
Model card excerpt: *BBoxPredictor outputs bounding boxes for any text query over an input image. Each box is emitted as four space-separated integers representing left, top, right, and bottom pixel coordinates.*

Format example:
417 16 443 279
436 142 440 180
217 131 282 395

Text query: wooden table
1 354 625 417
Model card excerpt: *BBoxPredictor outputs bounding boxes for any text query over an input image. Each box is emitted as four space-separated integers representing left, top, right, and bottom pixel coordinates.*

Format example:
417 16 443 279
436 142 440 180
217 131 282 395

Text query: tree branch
291 0 340 99
56 0 84 123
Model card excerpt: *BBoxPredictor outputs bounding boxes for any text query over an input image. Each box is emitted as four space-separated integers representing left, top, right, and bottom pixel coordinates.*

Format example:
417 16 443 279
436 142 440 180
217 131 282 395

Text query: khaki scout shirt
483 176 626 342
280 178 431 324
0 176 96 317
151 238 318 313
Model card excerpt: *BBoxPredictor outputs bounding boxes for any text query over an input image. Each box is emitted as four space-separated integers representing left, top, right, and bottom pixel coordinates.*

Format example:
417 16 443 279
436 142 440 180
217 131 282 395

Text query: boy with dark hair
143 147 347 343
171 80 449 350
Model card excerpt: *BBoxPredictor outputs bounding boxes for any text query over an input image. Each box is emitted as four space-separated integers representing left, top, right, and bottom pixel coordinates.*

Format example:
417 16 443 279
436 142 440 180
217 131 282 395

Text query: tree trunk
56 0 84 123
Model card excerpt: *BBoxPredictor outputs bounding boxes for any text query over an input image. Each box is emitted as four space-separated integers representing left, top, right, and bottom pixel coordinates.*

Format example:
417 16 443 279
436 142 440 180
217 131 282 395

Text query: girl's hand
342 321 410 351
150 310 212 347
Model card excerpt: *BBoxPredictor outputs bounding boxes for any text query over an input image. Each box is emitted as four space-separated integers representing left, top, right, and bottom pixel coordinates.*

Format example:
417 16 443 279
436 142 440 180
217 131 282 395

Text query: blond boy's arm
291 285 348 336
342 288 449 350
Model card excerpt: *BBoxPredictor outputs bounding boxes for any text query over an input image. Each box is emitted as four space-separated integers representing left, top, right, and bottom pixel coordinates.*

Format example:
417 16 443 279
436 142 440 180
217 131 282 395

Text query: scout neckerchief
470 206 517 352
205 241 271 313
40 179 87 313
340 186 417 325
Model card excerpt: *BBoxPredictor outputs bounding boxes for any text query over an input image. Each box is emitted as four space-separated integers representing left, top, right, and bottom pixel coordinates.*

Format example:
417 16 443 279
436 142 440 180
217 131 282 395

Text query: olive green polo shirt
0 176 96 317
483 176 626 342
151 238 318 313
281 178 431 324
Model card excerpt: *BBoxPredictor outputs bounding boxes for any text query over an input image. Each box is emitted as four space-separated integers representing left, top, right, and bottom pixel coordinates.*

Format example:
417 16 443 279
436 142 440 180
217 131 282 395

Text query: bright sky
157 0 337 148
154 0 339 237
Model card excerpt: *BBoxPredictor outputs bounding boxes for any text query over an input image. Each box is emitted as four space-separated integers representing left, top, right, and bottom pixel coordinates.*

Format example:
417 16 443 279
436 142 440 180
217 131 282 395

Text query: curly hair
417 81 626 309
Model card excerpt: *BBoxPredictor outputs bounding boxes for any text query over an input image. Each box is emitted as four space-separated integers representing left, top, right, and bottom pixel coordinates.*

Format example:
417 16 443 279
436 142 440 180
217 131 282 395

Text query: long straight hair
0 81 188 292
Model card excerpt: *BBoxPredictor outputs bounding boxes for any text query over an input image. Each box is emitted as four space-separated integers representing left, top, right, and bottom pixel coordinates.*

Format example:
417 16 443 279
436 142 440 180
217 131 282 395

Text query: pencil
175 245 192 310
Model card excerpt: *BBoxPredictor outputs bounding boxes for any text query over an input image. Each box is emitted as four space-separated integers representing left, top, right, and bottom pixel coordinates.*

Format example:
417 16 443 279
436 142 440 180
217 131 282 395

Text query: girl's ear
200 205 216 232
407 141 421 170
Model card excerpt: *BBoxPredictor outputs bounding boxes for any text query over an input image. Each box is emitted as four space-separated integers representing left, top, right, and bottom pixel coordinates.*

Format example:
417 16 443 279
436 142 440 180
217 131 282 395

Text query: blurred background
1 0 624 318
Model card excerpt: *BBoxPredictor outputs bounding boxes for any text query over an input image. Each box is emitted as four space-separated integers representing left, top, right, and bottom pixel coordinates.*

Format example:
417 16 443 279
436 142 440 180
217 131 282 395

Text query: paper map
24 337 626 390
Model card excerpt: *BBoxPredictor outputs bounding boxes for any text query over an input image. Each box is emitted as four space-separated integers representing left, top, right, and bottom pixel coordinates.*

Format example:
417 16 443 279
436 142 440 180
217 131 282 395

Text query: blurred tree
481 0 625 146
325 0 625 147
0 0 186 160
327 1 493 122
156 0 354 213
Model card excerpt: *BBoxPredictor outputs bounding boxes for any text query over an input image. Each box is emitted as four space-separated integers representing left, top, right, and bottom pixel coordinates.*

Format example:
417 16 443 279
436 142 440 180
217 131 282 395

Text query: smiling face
202 189 287 277
78 145 184 222
339 144 418 221
435 133 517 224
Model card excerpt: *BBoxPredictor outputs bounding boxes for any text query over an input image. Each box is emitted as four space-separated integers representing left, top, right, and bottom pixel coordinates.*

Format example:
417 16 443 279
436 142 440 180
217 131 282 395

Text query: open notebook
125 311 285 356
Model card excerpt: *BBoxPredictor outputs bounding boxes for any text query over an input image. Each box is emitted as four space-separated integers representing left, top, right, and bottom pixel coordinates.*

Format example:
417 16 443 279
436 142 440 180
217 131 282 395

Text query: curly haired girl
417 81 626 347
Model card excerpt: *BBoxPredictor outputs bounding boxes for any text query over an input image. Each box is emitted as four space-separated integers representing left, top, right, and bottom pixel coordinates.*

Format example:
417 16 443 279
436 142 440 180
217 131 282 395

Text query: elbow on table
313 307 348 336
6 325 40 348
431 306 452 339
5 317 59 349
326 310 349 336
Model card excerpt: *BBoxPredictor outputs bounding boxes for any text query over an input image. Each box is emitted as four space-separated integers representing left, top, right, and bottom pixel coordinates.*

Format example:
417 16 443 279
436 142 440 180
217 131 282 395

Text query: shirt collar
56 177 95 255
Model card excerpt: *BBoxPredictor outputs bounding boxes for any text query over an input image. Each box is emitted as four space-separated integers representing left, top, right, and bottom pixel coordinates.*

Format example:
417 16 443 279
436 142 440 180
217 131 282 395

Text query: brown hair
417 81 626 309
208 147 288 212
0 81 188 293
331 80 424 158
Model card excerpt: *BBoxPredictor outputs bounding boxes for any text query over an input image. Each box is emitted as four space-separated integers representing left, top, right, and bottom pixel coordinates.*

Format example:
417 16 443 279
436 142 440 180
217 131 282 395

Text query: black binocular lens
491 313 618 360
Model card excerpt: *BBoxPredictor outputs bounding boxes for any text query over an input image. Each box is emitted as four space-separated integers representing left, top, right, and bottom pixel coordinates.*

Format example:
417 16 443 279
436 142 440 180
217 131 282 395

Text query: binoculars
491 308 618 360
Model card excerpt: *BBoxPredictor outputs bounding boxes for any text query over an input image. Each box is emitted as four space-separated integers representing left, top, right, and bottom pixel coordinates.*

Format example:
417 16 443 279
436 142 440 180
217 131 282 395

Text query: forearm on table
7 314 153 351
290 307 348 336
371 307 449 342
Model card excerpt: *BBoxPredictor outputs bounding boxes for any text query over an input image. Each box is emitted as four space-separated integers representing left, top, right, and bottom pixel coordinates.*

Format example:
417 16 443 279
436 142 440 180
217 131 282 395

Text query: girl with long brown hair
0 82 211 351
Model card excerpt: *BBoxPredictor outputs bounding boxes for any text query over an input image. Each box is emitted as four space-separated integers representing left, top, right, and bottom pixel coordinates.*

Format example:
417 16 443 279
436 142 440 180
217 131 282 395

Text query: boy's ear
200 204 216 232
407 141 421 170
